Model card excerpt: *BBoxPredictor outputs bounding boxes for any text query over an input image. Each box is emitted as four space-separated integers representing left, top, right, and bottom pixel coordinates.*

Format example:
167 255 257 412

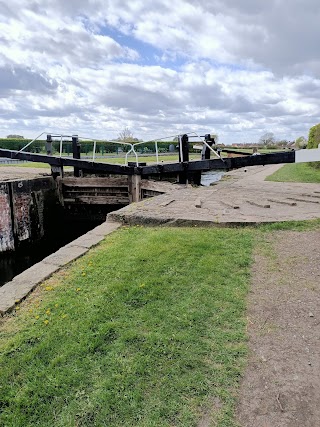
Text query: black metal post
46 134 52 155
72 135 81 177
178 134 189 184
201 134 215 160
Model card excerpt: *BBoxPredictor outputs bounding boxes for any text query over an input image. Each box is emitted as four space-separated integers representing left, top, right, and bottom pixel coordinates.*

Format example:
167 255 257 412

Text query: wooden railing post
128 174 141 203
72 135 81 177
46 134 52 155
46 134 63 178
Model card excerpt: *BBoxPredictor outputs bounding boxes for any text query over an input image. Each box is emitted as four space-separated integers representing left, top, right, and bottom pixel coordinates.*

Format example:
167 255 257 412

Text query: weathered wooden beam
0 149 134 175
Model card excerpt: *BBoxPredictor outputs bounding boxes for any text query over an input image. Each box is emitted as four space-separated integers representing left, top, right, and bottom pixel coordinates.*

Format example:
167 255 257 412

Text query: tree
7 134 24 139
259 132 275 146
295 136 307 149
307 124 320 149
117 127 137 143
307 123 320 169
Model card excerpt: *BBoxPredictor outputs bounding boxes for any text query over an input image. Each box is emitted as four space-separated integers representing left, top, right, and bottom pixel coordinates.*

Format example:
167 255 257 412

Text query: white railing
15 130 223 167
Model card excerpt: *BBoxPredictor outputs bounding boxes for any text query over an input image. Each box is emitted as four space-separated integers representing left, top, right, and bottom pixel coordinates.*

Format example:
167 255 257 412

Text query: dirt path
236 230 320 426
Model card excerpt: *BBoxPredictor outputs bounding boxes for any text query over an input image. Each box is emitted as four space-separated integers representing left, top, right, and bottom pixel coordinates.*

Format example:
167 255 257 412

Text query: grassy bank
265 162 320 183
0 227 252 427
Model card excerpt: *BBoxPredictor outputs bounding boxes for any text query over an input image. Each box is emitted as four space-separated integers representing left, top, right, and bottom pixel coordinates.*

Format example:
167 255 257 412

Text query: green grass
0 162 52 168
0 227 252 427
265 162 320 183
0 154 201 168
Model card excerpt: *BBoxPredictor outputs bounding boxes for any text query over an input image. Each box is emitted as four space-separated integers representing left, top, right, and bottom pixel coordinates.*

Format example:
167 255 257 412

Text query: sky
0 0 320 144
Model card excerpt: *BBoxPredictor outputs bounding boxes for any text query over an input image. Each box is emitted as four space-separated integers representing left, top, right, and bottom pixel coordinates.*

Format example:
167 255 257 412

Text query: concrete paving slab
65 233 105 249
89 220 122 236
0 262 58 315
42 245 88 267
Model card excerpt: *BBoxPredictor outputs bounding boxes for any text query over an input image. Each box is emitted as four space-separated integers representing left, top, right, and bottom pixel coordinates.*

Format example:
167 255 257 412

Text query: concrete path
109 164 320 225
0 165 51 181
0 220 121 315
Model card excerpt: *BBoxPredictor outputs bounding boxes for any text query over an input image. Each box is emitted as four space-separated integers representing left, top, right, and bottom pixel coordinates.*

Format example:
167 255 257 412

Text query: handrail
16 130 222 166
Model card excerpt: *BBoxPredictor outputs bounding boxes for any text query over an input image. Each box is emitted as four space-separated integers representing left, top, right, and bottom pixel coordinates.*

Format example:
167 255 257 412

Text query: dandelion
44 320 49 325
54 304 59 308
45 286 53 291
76 288 81 292
82 272 86 277
35 315 40 320
46 309 51 315
15 306 20 310
29 309 33 313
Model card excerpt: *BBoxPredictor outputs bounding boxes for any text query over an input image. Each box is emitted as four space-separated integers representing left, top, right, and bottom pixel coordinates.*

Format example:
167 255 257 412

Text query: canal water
201 170 225 186
0 218 102 287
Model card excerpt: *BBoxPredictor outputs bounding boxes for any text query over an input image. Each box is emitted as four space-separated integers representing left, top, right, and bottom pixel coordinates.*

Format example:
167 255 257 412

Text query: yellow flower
46 310 51 315
82 272 86 276
44 320 49 325
54 304 59 308
61 314 68 319
45 286 53 291
35 315 40 320
76 288 81 292
16 306 20 310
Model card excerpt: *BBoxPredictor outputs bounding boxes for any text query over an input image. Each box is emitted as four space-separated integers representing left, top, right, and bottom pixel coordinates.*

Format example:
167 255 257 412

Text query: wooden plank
0 149 134 175
246 200 271 208
267 198 297 206
220 201 240 209
61 177 128 187
63 196 129 204
288 197 320 204
195 198 202 208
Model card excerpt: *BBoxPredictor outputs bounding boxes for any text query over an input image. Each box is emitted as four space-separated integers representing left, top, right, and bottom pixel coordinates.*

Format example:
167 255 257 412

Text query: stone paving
0 166 51 181
109 164 320 225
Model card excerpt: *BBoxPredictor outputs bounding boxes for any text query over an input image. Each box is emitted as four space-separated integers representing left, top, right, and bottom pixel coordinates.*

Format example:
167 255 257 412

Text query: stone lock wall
0 177 56 253
0 183 14 252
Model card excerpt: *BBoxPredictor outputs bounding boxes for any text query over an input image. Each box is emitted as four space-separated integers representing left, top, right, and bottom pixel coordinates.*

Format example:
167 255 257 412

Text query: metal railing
15 130 223 167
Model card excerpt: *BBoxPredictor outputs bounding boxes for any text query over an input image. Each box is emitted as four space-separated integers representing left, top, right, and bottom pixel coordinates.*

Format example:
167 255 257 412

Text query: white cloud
0 0 319 143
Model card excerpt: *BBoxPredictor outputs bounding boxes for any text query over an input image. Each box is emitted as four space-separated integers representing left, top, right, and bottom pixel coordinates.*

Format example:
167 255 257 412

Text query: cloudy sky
0 0 319 144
